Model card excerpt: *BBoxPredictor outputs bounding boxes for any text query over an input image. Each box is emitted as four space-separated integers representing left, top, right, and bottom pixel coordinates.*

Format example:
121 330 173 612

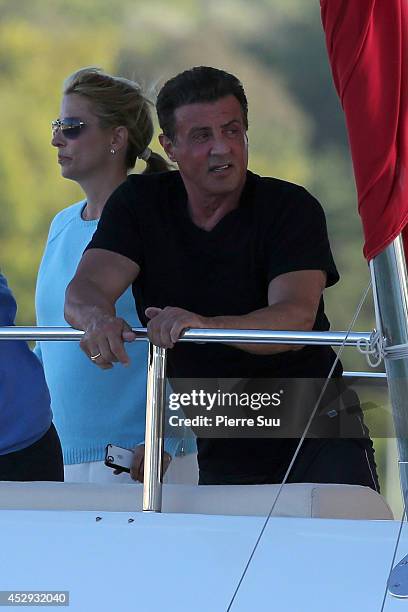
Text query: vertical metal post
143 343 167 512
370 235 408 507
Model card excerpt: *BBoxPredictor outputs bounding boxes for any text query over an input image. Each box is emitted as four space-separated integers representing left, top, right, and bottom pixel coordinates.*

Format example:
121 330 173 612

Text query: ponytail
142 150 171 174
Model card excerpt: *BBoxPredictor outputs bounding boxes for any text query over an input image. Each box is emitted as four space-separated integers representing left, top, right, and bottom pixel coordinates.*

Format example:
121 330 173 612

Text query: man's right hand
80 314 137 369
64 249 141 368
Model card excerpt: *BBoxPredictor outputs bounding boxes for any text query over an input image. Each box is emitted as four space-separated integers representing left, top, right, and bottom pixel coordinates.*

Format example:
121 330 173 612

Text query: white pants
64 452 198 485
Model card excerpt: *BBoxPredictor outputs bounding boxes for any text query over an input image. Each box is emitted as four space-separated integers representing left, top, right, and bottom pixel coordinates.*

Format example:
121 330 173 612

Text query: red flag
321 0 408 261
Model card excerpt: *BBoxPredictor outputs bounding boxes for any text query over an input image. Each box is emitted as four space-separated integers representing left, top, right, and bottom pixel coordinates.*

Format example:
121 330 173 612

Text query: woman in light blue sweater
35 68 194 483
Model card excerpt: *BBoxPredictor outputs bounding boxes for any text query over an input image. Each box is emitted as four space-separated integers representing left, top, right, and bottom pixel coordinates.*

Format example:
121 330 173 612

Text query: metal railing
0 326 372 345
0 326 385 511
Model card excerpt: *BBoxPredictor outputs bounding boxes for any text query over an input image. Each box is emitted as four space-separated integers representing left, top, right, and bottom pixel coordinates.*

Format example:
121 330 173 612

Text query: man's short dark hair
156 66 248 142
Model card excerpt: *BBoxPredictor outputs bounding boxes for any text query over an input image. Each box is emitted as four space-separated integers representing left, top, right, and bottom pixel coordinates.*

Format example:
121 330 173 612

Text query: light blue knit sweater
35 201 183 464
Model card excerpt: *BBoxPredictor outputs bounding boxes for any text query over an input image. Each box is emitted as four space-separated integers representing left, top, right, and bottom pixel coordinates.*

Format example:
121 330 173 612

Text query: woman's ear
111 126 128 153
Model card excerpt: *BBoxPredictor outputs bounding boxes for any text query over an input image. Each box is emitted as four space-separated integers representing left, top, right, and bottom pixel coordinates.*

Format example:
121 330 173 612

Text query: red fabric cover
320 0 408 261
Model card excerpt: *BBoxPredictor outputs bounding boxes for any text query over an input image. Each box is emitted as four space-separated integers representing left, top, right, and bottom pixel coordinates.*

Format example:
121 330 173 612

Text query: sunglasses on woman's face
51 117 87 140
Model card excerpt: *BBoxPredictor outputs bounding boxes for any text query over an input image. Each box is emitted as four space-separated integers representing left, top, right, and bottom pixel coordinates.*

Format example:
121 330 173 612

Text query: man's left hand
145 306 206 348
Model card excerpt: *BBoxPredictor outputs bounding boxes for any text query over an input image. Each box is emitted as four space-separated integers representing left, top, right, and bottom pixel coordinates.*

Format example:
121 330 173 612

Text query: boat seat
0 481 393 519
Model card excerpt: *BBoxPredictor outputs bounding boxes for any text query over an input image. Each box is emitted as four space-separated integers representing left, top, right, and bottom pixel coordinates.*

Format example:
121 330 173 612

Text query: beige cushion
0 481 393 519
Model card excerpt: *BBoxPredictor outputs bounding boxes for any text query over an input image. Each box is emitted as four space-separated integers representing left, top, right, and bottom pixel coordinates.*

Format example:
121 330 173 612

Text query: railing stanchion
370 236 408 511
143 343 167 512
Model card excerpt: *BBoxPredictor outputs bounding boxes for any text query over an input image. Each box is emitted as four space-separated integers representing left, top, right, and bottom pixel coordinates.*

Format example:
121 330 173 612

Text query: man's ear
111 126 128 153
159 133 176 162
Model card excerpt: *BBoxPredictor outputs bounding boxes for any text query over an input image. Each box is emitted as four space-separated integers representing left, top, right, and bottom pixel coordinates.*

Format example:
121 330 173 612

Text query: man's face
160 95 248 200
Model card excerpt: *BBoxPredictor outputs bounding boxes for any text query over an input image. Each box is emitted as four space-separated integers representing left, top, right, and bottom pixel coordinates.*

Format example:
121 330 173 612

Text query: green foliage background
0 0 399 510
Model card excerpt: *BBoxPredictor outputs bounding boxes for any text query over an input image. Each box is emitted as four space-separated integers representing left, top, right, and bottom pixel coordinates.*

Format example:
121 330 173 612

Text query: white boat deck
0 508 405 611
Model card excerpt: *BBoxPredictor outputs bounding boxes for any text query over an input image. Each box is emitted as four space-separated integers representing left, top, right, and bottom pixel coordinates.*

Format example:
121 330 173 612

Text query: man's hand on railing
145 306 206 349
80 313 137 369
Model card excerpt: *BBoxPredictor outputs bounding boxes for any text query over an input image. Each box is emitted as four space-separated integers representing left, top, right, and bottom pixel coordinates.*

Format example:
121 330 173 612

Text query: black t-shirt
87 170 343 478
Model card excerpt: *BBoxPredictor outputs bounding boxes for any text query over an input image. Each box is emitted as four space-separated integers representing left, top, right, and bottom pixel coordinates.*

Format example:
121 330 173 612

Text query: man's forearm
64 278 116 331
206 301 316 355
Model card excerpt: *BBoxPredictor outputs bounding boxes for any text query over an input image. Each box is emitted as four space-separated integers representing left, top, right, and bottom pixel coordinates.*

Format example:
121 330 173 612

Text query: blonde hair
63 67 169 173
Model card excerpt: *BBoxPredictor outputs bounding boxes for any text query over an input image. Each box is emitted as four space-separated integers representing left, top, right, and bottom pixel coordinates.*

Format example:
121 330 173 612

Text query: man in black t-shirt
65 66 379 489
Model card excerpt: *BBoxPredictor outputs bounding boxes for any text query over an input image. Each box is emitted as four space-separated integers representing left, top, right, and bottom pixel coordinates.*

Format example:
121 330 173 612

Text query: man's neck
185 182 246 231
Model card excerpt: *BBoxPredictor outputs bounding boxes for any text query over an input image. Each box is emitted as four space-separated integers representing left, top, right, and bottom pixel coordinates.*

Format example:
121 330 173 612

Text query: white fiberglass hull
0 510 404 612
